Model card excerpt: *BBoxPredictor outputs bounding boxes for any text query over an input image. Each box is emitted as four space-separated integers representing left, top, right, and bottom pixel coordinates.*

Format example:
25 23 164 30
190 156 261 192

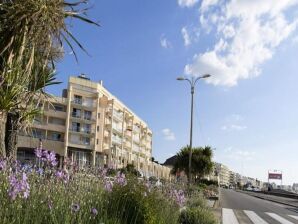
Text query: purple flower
0 160 6 171
35 149 58 167
55 170 69 183
115 171 127 186
104 180 113 192
34 148 43 158
172 189 185 207
8 172 30 200
71 203 80 212
91 208 98 216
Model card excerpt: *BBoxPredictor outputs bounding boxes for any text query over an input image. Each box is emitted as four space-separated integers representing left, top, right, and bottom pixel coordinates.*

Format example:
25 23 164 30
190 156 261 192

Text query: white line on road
288 215 298 220
265 212 294 224
244 210 268 224
222 208 239 224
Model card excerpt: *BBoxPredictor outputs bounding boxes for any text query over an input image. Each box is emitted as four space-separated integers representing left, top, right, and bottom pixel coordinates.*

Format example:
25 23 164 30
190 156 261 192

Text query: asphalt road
220 188 298 224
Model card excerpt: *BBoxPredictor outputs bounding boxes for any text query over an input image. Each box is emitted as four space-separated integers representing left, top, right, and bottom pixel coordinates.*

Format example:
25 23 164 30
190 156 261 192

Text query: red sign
268 173 282 180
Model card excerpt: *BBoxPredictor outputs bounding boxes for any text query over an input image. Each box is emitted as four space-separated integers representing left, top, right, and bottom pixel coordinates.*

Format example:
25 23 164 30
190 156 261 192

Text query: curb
239 191 298 209
253 195 298 209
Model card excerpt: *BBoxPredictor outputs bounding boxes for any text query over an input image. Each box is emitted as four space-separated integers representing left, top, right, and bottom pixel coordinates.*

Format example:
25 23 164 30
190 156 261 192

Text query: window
82 124 91 133
72 108 81 118
97 126 99 132
48 117 65 126
98 113 101 119
97 139 99 145
72 122 80 132
82 137 90 145
51 132 62 141
53 104 65 112
32 129 45 139
74 95 82 104
84 110 92 120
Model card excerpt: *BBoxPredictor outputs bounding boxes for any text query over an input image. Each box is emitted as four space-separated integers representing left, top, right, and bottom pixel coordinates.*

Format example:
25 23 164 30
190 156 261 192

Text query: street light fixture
177 74 211 186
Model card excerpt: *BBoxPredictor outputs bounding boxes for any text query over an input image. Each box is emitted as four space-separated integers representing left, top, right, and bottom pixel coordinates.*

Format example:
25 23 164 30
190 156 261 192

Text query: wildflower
172 189 186 207
34 148 43 158
35 149 58 167
55 170 69 183
46 151 58 166
91 208 98 216
8 172 30 200
115 171 127 186
104 180 113 192
71 203 80 212
0 159 6 171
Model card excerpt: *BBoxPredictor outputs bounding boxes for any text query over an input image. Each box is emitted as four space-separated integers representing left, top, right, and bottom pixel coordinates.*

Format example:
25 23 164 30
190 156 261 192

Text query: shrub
179 207 217 224
105 177 180 224
187 196 206 208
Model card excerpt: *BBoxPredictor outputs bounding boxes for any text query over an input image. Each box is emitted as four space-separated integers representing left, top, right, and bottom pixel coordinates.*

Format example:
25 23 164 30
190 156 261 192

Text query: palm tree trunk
5 112 18 159
0 111 7 158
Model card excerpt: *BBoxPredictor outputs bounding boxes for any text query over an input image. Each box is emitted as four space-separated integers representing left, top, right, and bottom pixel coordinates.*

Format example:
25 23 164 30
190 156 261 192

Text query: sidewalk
239 190 298 208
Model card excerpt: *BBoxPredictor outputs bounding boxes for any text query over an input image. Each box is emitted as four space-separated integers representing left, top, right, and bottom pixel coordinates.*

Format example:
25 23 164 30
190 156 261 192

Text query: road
220 189 298 224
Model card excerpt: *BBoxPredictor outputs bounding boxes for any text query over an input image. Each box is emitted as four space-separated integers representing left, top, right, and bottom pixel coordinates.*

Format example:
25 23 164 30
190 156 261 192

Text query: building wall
215 163 230 187
17 76 171 180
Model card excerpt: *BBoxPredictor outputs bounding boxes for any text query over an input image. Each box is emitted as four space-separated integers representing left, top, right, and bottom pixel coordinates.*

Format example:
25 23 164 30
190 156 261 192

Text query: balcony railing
113 110 123 121
72 112 81 118
69 127 94 134
112 137 122 145
70 140 92 146
73 98 82 105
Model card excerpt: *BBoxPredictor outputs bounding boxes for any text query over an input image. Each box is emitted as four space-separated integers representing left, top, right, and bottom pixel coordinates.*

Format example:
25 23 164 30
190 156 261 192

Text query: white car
246 187 253 191
253 187 261 192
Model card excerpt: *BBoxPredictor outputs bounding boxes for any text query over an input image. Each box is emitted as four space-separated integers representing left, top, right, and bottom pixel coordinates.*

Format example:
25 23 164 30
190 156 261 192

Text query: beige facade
215 162 230 187
17 75 171 180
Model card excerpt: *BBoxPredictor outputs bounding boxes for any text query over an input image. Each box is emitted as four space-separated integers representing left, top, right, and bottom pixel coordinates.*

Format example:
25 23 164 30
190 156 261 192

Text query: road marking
244 210 268 224
265 212 294 224
222 208 239 224
288 215 298 220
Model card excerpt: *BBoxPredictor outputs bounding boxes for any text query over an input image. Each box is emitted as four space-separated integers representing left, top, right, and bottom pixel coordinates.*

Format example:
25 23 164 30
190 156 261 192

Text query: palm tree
0 0 99 158
171 146 214 182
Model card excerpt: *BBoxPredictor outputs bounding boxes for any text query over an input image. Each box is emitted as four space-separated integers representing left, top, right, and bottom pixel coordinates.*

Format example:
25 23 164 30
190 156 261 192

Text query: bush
187 196 206 208
106 177 179 224
179 207 217 224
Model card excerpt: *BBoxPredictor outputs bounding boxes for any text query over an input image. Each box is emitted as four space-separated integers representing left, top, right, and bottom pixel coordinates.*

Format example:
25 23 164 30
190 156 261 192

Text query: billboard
268 173 282 180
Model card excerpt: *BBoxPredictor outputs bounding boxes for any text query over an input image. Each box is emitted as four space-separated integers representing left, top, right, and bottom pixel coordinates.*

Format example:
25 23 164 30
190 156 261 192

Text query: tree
171 146 214 182
0 0 99 158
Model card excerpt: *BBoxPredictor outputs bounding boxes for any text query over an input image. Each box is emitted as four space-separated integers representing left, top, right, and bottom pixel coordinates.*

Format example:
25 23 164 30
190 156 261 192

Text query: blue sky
48 0 298 185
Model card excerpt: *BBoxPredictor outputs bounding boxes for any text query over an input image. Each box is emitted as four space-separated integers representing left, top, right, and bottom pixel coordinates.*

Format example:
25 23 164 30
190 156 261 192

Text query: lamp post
177 74 211 186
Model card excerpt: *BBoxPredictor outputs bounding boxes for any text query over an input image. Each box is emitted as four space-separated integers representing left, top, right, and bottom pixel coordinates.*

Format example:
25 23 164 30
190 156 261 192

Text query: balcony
112 139 122 146
69 140 94 150
71 99 96 110
71 113 95 123
113 110 123 121
69 127 95 136
72 112 81 119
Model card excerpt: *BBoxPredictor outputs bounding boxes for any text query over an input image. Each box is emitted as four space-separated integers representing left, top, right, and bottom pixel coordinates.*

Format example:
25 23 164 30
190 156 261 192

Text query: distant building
215 163 230 187
229 170 236 187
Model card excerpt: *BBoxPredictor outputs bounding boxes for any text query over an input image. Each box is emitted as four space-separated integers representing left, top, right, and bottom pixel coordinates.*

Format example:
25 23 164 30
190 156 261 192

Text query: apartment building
215 162 230 187
17 75 171 180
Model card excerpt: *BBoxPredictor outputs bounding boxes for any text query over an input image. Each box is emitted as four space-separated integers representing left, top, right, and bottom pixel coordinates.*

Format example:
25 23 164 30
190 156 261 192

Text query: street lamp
177 74 211 186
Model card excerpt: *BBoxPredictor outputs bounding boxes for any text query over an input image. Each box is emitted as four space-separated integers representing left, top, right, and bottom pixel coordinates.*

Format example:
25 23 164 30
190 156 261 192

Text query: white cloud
184 0 298 86
221 124 247 131
162 128 176 141
178 0 199 8
221 114 246 131
160 35 171 49
181 27 191 46
225 149 256 161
